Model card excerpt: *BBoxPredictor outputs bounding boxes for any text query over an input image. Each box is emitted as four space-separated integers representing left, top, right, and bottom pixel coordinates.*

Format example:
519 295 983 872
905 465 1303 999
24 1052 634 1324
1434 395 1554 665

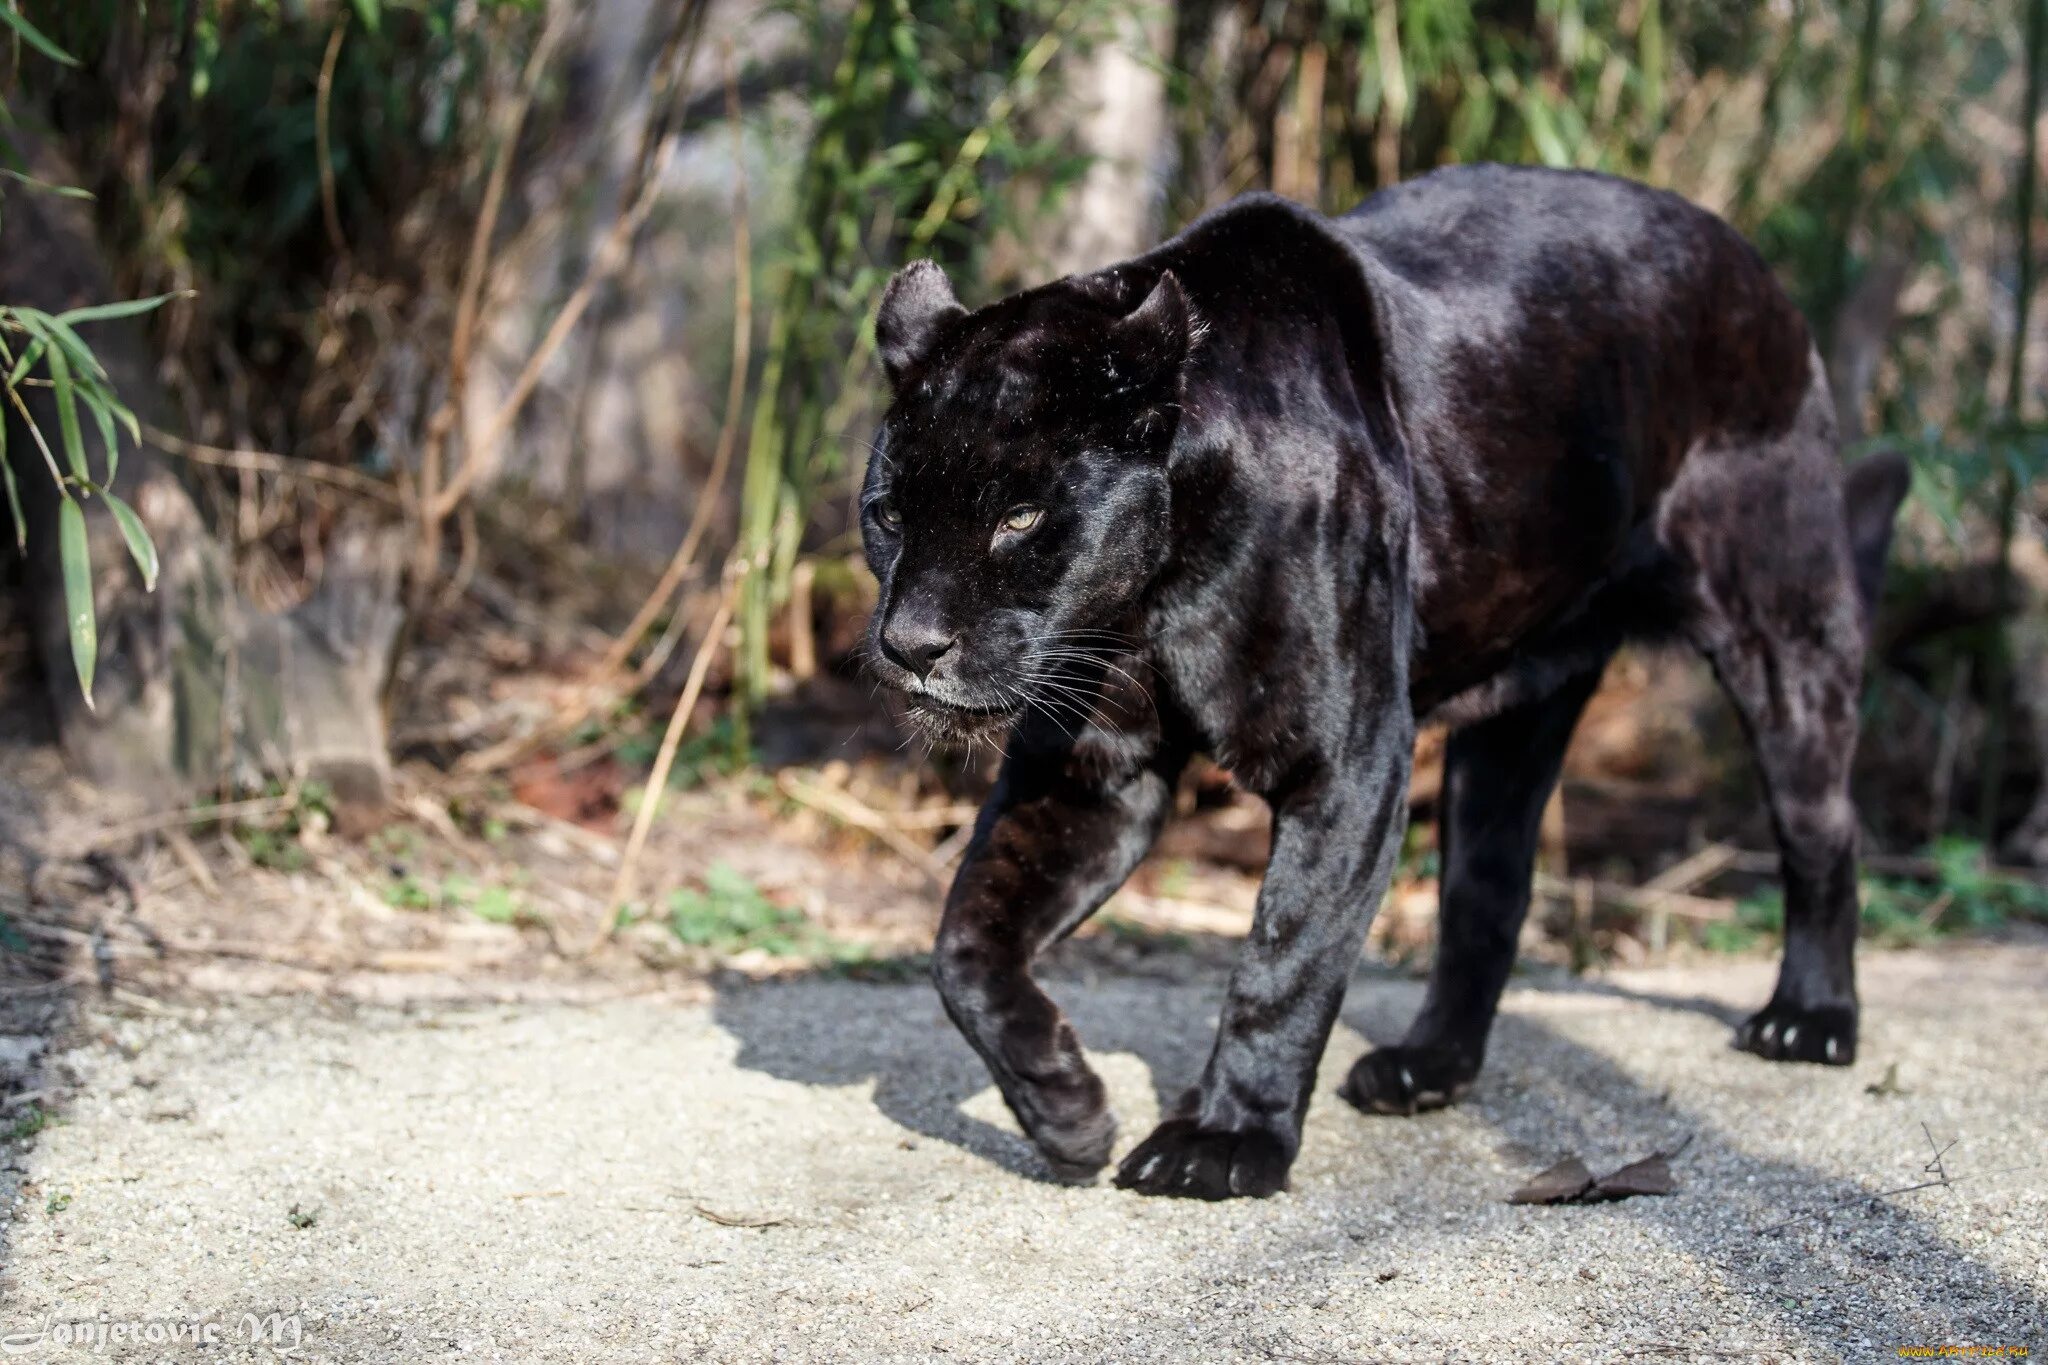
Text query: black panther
858 163 1910 1201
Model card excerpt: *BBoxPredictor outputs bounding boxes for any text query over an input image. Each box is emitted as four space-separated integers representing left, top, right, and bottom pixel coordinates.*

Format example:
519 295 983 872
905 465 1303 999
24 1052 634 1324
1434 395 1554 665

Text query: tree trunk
1041 6 1172 277
1 126 399 821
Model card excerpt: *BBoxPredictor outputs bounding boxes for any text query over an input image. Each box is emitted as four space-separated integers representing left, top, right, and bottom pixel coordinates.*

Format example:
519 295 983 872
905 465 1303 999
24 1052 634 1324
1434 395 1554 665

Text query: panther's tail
1844 449 1911 618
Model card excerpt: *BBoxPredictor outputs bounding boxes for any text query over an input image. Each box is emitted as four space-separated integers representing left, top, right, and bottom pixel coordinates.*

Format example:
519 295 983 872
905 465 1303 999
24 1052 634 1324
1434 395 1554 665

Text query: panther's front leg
933 738 1187 1175
1115 716 1413 1200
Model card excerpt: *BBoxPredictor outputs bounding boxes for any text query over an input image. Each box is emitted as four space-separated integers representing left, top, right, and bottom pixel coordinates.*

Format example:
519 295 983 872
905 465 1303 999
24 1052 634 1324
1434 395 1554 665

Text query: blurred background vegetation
0 0 2043 984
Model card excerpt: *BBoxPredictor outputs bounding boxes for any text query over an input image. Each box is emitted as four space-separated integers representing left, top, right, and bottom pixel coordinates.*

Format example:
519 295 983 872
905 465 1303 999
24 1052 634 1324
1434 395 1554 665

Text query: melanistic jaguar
858 164 1909 1200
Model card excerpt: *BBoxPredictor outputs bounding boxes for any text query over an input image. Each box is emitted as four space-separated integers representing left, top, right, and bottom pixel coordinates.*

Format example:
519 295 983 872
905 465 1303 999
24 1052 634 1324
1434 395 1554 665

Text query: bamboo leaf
102 491 158 591
43 340 89 482
53 292 188 326
0 408 20 551
0 4 80 67
111 399 140 448
6 337 45 388
57 497 95 706
0 169 92 199
82 386 120 483
39 313 109 379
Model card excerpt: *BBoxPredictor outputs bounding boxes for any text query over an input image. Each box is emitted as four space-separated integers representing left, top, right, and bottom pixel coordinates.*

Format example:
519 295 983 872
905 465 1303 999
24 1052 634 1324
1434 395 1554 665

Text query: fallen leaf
1509 1156 1596 1205
1510 1138 1690 1206
1586 1153 1677 1201
1864 1062 1909 1098
511 755 624 830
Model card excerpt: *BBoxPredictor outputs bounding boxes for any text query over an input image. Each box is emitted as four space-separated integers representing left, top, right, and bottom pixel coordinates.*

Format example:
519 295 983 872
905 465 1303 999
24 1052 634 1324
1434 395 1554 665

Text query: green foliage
0 293 176 702
1701 839 2048 952
237 823 308 873
735 0 1124 702
667 863 806 953
31 0 549 491
231 781 333 872
0 13 173 703
381 867 536 924
1916 836 2048 928
7 1104 51 1141
601 705 756 787
665 862 865 963
0 2 74 66
470 884 524 924
55 497 94 699
383 873 435 910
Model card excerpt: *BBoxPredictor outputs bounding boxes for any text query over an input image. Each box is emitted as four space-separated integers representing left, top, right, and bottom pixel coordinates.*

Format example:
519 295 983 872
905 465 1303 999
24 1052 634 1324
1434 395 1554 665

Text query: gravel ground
1 942 2043 1363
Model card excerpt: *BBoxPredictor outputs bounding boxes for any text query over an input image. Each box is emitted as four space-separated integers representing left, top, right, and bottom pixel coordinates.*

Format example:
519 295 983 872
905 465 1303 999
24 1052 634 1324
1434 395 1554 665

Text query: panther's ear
1106 270 1196 393
876 261 966 389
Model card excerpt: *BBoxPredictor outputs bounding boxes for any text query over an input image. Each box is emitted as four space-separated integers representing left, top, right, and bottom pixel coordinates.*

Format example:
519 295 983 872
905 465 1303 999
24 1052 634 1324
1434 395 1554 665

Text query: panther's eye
1000 505 1043 534
872 498 902 532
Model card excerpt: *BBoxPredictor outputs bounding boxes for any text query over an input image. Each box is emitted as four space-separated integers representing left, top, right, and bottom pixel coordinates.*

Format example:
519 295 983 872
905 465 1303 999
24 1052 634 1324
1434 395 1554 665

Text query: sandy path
2 943 2043 1362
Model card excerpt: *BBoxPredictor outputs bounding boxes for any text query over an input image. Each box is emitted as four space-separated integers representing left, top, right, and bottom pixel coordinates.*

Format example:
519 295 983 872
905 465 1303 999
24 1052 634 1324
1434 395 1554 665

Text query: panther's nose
880 617 957 681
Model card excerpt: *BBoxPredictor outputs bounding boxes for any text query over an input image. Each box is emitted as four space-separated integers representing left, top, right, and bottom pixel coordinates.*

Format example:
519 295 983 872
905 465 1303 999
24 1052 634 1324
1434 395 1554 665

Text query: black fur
860 164 1910 1200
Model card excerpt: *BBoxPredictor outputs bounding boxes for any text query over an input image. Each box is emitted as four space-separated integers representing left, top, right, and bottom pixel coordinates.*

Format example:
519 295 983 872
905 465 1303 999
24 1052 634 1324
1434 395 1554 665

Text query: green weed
382 873 534 926
7 1105 52 1142
665 864 866 965
231 780 334 872
1700 839 2048 952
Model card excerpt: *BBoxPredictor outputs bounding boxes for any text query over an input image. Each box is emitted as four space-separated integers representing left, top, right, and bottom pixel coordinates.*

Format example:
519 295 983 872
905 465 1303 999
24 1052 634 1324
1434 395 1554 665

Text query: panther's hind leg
1664 386 1887 1067
1342 664 1606 1116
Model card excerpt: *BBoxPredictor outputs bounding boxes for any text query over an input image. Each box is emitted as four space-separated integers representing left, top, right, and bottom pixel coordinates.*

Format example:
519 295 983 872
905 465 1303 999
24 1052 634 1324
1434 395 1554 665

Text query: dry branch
409 7 574 594
591 562 742 952
594 44 754 682
316 16 350 257
141 424 402 504
1532 871 1735 924
776 774 948 885
457 48 751 777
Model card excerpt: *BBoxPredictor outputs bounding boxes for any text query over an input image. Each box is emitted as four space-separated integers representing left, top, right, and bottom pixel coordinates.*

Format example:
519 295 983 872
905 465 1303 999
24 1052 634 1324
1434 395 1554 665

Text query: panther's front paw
1735 1000 1856 1065
1112 1118 1292 1200
1026 1102 1119 1178
1338 1045 1478 1116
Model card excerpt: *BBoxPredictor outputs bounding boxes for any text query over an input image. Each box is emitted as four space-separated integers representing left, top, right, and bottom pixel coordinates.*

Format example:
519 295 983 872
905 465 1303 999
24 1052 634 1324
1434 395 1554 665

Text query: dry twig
594 43 754 684
76 795 295 852
406 7 573 600
316 16 350 257
776 774 947 885
141 425 401 504
1755 1125 2035 1235
1532 871 1734 923
460 38 752 778
590 562 742 952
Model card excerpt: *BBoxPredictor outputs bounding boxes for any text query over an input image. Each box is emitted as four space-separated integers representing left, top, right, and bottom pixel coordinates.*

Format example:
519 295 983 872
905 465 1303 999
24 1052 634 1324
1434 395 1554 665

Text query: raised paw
1734 1000 1856 1066
1112 1118 1293 1200
1338 1044 1478 1116
1025 1101 1119 1178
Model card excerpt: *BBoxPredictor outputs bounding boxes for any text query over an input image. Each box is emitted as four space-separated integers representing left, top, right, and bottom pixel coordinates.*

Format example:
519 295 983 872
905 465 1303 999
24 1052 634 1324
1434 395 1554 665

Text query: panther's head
859 260 1197 743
